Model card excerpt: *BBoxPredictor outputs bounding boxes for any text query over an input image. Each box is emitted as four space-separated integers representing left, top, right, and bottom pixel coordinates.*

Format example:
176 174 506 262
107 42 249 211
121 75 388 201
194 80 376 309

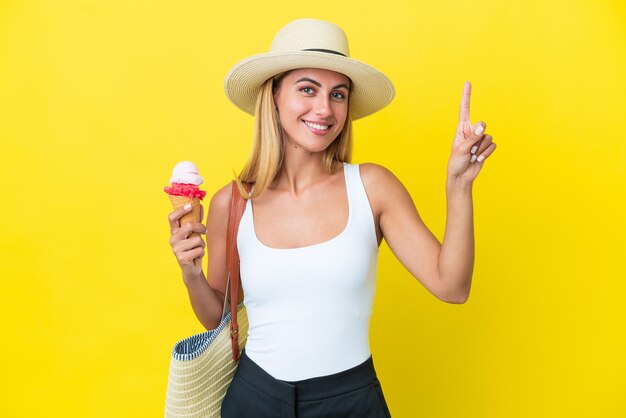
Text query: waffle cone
169 194 202 244
169 195 201 222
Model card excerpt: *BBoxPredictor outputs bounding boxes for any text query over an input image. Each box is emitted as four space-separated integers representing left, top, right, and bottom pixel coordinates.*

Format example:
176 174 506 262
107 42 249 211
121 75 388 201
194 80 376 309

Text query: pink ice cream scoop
164 161 207 200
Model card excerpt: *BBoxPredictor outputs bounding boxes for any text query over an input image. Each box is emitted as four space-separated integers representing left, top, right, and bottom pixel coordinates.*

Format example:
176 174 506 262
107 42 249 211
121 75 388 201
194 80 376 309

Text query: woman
167 18 496 417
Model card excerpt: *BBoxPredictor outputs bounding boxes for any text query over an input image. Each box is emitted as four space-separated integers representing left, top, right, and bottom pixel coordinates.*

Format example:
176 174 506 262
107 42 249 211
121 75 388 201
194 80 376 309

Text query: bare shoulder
208 182 233 218
359 162 415 217
359 163 405 201
359 162 400 185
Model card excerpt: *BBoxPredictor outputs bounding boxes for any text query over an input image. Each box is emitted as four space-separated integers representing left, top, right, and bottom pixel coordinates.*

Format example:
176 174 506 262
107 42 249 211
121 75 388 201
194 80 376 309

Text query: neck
274 147 332 196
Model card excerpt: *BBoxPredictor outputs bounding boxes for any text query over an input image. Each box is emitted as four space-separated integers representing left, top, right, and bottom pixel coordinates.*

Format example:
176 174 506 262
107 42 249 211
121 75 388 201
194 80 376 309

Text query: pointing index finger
459 81 472 123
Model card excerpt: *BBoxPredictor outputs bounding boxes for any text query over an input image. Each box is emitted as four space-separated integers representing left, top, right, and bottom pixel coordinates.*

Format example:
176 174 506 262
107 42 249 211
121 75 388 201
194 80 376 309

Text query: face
273 68 350 154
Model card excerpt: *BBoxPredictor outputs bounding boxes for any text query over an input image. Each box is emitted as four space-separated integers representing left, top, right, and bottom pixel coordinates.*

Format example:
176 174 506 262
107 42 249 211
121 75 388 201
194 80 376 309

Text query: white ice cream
169 161 204 185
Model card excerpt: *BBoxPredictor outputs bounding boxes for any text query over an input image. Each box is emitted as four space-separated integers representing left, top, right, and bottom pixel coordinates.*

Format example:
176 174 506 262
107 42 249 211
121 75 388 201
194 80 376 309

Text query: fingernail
475 125 484 136
477 155 485 162
184 203 191 210
470 155 477 163
471 145 478 154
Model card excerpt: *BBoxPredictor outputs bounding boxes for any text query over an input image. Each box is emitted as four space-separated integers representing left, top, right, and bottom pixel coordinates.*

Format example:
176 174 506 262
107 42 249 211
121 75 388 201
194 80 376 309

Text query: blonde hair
236 72 353 199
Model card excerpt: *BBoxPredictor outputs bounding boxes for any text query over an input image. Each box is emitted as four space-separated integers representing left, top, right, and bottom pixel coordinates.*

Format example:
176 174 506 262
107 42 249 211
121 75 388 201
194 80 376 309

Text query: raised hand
447 81 496 184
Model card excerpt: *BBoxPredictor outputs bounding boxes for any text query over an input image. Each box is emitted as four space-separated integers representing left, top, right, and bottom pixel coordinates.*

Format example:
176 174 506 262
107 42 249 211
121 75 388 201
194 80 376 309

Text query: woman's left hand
447 81 497 184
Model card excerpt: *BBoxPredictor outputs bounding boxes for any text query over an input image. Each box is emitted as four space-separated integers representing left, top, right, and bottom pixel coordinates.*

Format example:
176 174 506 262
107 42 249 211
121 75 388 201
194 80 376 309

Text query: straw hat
224 18 395 120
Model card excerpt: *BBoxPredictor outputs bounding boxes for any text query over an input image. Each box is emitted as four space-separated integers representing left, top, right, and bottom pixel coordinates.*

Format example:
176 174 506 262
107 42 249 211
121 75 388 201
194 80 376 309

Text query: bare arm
438 179 474 302
203 183 245 321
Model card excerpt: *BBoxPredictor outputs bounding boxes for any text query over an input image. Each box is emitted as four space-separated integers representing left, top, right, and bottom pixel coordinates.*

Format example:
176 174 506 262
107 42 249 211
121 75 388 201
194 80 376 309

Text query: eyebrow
293 77 350 91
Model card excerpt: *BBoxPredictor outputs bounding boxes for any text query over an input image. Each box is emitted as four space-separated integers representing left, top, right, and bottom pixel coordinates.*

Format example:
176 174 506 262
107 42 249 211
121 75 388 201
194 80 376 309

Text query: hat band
302 48 347 57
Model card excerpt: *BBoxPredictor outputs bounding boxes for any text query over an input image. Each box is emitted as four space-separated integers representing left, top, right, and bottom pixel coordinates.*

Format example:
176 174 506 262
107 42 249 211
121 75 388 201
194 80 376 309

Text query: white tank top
237 163 379 381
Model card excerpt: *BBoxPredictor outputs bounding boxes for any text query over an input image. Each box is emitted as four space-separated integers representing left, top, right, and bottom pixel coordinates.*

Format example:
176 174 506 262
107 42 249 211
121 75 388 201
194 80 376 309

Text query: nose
313 94 333 118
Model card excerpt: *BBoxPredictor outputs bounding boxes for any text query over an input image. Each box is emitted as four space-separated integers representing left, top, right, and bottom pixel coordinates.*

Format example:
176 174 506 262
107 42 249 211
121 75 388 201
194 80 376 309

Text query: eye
331 91 347 100
299 87 315 94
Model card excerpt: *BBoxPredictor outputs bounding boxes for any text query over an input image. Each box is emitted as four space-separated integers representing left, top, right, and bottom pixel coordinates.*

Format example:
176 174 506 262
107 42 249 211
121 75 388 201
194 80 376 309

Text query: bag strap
226 181 250 361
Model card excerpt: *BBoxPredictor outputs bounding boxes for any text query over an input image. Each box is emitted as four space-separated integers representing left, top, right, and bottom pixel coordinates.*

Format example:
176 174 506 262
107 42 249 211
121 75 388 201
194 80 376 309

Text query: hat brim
224 51 395 120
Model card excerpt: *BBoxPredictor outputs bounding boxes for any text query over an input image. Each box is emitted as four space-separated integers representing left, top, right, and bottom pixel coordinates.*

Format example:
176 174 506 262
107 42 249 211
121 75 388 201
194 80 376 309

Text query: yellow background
1 0 625 416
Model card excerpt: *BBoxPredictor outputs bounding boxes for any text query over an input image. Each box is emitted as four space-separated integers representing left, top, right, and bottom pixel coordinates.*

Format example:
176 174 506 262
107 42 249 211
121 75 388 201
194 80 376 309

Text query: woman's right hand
168 204 208 281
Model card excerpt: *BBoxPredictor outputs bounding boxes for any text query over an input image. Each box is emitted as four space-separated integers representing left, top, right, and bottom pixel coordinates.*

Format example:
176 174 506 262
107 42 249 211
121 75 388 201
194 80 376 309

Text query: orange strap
226 181 249 361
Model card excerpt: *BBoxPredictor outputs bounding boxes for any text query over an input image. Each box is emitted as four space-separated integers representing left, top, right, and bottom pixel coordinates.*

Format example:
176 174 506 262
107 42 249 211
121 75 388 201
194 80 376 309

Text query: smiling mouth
303 120 332 131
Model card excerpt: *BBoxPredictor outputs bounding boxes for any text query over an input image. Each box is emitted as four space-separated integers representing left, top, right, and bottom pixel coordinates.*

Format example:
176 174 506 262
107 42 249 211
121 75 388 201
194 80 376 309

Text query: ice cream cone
165 161 206 267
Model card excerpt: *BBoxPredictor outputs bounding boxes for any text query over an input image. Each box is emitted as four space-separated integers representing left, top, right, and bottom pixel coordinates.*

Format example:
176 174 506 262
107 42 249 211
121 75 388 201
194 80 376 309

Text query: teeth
304 121 329 130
